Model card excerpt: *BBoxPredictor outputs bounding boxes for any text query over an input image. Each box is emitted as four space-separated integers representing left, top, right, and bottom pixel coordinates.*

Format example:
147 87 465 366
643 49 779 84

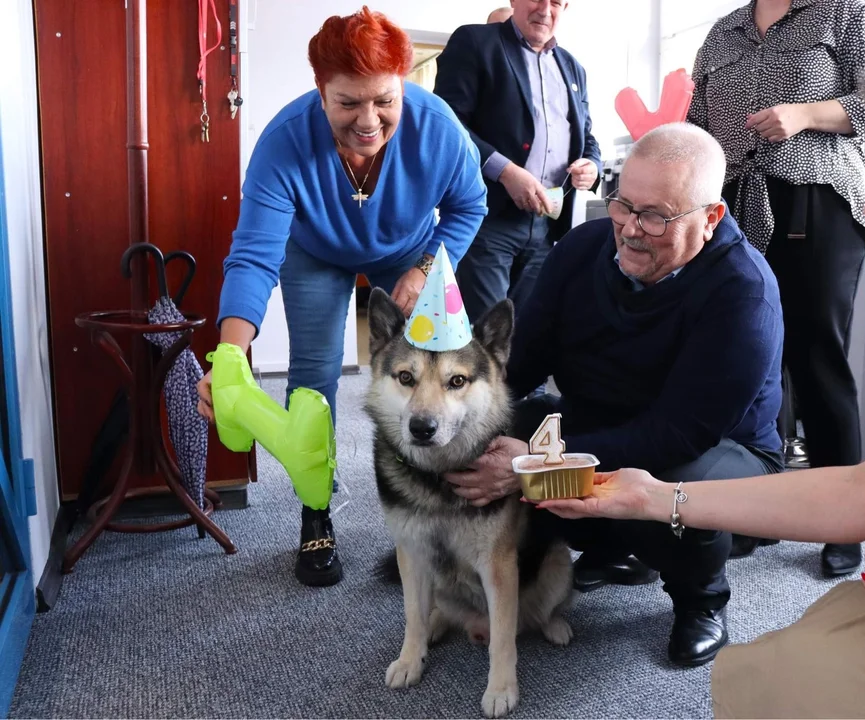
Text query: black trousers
778 366 796 440
724 178 865 468
515 395 783 611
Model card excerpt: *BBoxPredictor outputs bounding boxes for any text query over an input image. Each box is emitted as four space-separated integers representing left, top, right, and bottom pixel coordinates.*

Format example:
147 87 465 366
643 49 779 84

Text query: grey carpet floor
10 371 859 719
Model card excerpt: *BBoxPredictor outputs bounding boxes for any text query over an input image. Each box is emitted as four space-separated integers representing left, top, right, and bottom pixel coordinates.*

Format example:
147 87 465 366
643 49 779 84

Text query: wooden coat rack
62 0 238 572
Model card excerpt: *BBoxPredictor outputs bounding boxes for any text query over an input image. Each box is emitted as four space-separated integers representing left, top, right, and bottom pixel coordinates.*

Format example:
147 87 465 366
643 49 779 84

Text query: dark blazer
433 20 602 241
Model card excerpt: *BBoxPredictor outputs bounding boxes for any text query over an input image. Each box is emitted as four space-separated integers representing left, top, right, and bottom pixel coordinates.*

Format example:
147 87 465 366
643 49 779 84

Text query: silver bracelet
670 481 688 539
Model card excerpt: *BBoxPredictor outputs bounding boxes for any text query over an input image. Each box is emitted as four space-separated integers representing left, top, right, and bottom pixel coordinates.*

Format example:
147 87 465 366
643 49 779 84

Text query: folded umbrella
127 243 207 510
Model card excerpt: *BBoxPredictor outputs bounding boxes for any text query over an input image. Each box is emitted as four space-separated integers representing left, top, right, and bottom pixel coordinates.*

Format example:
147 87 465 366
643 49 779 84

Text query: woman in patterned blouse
688 0 865 577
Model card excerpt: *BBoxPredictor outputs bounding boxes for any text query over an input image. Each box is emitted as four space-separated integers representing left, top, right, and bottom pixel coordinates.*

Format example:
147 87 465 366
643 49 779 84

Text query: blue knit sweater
218 82 487 330
508 214 784 473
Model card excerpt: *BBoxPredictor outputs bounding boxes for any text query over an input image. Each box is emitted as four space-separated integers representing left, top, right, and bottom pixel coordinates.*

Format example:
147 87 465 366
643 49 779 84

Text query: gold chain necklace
337 139 380 208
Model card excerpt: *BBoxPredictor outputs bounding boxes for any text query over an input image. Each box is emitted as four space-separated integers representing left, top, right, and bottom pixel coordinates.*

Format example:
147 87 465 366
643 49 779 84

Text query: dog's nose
409 416 438 441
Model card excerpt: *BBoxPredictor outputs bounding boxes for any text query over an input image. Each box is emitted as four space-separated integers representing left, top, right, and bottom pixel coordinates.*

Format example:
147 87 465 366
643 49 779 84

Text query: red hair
308 6 414 85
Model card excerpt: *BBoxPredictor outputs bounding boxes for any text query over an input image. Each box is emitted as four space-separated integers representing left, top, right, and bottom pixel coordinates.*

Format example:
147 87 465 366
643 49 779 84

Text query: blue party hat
405 243 472 352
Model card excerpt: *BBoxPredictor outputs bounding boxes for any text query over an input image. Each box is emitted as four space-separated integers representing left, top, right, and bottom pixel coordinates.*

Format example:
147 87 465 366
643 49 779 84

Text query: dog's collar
393 452 444 479
394 452 473 476
394 453 426 472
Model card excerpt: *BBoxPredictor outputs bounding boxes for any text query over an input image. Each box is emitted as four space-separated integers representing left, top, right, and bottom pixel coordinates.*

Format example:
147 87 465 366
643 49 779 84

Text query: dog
364 287 574 719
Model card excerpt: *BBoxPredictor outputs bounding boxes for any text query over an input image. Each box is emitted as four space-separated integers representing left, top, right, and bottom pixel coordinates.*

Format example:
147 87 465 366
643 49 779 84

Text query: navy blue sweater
507 215 784 474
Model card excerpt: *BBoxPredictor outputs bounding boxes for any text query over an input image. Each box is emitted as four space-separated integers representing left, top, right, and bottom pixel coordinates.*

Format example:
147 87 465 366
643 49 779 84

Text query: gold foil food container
513 452 601 501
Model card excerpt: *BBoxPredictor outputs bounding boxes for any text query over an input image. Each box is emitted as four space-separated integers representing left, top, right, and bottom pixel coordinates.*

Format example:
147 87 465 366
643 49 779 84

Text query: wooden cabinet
33 0 254 501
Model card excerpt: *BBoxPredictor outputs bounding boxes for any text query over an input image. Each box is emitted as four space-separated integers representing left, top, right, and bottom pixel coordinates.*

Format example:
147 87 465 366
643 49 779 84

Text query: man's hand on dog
444 436 527 507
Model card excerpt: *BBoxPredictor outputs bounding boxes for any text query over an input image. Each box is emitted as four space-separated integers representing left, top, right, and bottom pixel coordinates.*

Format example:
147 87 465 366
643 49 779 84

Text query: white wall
245 0 658 373
660 0 744 37
659 0 744 76
1 0 61 584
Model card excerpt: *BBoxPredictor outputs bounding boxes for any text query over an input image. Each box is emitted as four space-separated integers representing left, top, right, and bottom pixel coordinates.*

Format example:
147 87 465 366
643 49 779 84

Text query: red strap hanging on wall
228 0 242 119
197 0 222 142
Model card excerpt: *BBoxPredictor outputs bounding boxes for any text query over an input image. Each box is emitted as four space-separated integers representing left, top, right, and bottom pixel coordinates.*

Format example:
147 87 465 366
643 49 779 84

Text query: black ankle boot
821 543 862 577
295 505 343 587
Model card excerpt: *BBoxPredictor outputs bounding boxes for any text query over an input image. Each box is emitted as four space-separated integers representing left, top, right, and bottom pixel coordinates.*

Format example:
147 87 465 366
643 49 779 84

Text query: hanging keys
200 108 210 143
228 89 243 120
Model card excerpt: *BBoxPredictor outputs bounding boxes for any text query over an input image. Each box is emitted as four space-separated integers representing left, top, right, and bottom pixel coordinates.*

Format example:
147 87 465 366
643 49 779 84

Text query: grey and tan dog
364 287 574 719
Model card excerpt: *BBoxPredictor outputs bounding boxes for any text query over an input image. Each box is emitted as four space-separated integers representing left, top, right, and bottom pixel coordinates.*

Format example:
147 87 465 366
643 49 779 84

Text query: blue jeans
278 240 416 422
456 214 552 325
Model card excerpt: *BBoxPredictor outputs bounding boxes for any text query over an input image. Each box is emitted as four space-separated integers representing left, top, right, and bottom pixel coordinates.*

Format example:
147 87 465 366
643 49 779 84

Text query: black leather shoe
295 505 343 587
821 543 862 577
668 608 728 667
729 534 779 559
573 554 659 593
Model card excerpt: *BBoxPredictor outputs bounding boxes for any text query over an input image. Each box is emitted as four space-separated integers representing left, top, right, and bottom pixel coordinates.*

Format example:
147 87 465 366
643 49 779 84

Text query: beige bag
712 579 865 718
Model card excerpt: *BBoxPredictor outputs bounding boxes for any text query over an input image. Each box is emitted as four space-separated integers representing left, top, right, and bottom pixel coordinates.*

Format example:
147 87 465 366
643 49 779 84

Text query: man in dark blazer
433 0 603 325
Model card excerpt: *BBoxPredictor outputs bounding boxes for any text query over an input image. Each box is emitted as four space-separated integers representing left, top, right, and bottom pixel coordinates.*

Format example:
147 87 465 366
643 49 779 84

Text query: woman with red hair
196 7 486 587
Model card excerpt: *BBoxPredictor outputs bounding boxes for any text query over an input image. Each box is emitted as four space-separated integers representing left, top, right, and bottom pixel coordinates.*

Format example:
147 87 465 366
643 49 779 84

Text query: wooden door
33 0 254 500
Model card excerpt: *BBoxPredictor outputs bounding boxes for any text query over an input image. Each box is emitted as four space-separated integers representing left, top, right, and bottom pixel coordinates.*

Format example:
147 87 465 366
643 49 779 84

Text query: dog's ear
368 287 406 356
473 299 514 368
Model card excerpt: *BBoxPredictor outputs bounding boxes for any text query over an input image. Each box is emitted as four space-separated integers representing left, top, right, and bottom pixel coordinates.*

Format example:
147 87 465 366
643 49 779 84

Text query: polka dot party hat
405 243 472 352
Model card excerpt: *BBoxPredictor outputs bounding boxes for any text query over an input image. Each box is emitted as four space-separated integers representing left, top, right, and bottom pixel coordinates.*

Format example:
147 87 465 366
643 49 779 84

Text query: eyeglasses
604 193 713 237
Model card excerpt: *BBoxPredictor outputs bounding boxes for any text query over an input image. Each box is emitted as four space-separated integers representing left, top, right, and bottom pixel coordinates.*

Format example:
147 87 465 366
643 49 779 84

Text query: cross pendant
352 191 369 208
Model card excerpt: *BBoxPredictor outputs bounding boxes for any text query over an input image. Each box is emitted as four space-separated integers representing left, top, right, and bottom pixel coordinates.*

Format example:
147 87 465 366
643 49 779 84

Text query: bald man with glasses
452 123 785 667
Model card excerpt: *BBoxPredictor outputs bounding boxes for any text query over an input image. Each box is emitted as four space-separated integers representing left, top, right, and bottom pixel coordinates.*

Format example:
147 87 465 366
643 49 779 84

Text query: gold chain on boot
300 538 335 552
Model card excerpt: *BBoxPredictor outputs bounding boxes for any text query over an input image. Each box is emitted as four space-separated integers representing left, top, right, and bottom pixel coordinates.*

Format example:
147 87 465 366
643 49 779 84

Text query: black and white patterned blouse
687 0 865 253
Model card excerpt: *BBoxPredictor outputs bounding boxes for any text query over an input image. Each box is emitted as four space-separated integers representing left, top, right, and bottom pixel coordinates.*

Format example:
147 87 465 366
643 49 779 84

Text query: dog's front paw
385 655 425 689
542 615 573 646
481 678 519 718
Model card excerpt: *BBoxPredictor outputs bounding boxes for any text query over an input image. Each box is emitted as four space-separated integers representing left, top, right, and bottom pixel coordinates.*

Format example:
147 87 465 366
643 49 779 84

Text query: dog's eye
449 375 467 389
398 371 414 386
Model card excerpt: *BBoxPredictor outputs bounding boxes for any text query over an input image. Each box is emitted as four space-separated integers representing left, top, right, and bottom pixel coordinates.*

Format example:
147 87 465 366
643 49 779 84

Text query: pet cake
512 413 599 501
